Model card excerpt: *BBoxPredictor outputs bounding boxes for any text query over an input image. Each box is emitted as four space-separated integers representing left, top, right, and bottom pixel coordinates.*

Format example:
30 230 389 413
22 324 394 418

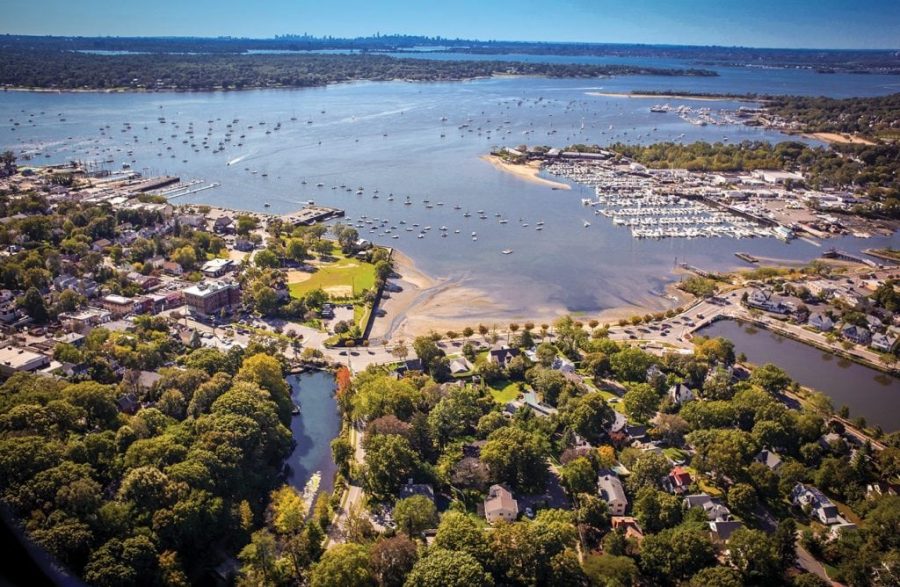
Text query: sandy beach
481 155 571 190
803 132 876 145
586 91 761 103
369 248 692 342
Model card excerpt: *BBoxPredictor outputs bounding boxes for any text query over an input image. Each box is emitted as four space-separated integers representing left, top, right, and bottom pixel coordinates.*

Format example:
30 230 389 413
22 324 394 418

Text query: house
399 480 435 505
484 484 518 524
488 346 520 368
808 313 834 332
668 383 694 405
746 289 790 314
449 357 472 375
552 356 576 373
161 261 184 276
611 516 644 542
684 494 732 522
792 483 840 525
805 280 836 299
396 358 424 374
755 449 783 472
183 281 241 316
59 308 111 333
871 332 896 352
597 472 628 516
116 393 140 415
213 216 234 234
663 467 693 495
709 520 744 543
201 258 235 278
127 272 160 292
841 324 871 346
0 345 50 376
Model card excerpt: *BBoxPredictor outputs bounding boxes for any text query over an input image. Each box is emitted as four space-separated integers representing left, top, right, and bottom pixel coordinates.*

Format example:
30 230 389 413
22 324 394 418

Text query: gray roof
597 473 627 504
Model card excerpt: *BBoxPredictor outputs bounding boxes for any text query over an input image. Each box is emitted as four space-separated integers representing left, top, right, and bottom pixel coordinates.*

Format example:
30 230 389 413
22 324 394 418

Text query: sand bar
482 155 571 190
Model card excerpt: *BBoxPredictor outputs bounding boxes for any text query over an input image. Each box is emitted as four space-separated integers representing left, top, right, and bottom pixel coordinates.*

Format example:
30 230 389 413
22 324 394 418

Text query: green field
288 256 376 300
489 380 522 404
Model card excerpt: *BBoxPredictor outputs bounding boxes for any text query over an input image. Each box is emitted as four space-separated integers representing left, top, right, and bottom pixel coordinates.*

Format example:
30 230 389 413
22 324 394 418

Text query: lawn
288 256 376 300
489 380 523 404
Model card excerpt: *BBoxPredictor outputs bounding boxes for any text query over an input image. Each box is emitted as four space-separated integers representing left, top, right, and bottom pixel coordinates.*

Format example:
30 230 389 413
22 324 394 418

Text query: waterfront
2 71 897 325
698 319 899 431
285 371 340 502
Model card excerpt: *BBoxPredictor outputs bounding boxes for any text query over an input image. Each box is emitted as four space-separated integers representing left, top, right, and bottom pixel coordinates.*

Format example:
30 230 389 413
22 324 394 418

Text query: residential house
841 324 871 346
663 466 693 495
213 216 234 234
127 272 160 292
871 332 896 353
552 356 576 373
668 383 694 405
684 494 733 522
611 517 644 542
449 357 472 375
755 449 783 472
488 346 520 369
807 313 834 332
597 472 628 516
747 289 790 314
484 484 518 524
792 483 840 525
161 261 184 276
399 480 435 505
59 308 112 333
709 520 745 543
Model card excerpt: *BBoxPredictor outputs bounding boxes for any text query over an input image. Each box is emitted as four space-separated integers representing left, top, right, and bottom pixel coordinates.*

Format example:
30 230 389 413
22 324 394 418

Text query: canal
285 370 341 501
697 320 899 431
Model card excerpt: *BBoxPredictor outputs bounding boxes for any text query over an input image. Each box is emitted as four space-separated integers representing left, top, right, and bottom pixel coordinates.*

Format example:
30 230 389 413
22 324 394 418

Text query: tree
689 566 743 587
364 434 420 500
610 347 655 382
394 495 437 537
427 387 483 447
254 248 280 268
370 535 418 587
562 393 614 445
434 511 492 566
749 363 792 394
236 353 293 425
310 543 372 587
727 528 781 584
630 452 671 491
404 548 493 587
582 554 638 587
20 286 48 323
560 457 596 495
480 426 549 493
536 342 557 367
633 487 682 533
687 428 758 481
412 336 444 377
727 483 758 518
623 383 660 423
639 526 716 583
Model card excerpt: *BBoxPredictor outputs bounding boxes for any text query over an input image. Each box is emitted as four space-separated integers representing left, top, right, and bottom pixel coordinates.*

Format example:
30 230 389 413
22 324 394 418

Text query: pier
281 205 345 226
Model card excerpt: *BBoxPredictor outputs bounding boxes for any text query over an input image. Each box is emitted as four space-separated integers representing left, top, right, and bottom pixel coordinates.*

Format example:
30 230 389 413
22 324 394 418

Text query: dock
821 248 879 268
734 252 759 264
281 205 345 226
129 176 181 193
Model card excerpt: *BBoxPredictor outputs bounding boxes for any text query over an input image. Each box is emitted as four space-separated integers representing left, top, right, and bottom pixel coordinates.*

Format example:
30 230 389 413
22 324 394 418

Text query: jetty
281 205 345 226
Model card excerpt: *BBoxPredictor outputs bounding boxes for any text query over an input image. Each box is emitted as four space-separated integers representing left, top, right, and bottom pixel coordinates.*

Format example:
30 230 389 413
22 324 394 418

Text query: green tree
310 542 372 587
623 382 660 423
633 487 683 533
480 426 549 492
582 554 638 587
727 528 781 584
394 495 437 537
640 526 716 583
433 511 492 567
254 248 280 268
364 434 420 500
560 457 596 495
727 483 758 518
749 363 792 394
404 548 493 587
20 286 48 323
689 566 744 587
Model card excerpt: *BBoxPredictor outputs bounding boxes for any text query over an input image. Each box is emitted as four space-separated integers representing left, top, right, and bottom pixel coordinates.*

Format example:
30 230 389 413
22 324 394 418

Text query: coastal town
0 17 899 587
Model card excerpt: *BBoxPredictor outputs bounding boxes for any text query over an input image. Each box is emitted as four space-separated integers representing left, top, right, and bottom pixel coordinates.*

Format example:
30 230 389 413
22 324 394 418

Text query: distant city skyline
2 0 899 50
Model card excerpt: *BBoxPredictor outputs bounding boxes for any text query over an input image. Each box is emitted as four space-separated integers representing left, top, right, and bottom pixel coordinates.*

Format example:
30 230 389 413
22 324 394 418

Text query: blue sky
2 0 898 49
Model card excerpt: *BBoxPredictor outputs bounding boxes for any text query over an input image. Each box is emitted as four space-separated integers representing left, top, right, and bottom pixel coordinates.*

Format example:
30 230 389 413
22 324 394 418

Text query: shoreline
586 91 762 103
481 154 572 190
801 132 876 146
370 246 692 342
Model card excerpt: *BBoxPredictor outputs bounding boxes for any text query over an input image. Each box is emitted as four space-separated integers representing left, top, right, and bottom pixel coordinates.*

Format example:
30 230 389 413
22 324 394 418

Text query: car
697 313 705 319
350 351 360 356
338 351 347 356
628 334 637 339
524 507 534 519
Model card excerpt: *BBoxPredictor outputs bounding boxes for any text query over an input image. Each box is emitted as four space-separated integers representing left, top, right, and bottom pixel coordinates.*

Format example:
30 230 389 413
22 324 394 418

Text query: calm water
285 371 340 498
2 68 897 317
698 319 898 431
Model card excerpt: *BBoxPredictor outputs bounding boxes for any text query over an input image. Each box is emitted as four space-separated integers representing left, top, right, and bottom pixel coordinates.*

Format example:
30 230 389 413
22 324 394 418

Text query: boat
263 202 271 207
502 249 513 255
583 221 591 228
291 402 301 415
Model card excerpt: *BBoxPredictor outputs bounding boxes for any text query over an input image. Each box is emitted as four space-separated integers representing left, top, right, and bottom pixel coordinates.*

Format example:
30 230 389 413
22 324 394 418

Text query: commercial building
0 345 50 376
183 281 241 316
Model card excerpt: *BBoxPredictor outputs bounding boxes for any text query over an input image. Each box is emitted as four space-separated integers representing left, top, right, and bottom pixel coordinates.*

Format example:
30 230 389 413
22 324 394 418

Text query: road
326 421 366 548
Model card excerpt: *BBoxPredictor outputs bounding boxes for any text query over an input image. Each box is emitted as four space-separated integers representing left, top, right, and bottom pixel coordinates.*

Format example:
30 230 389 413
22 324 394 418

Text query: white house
597 473 628 516
792 483 840 525
668 383 694 405
484 484 518 524
808 313 834 332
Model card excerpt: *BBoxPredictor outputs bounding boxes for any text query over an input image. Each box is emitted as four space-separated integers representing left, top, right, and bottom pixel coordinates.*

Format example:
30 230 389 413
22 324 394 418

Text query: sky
2 0 899 50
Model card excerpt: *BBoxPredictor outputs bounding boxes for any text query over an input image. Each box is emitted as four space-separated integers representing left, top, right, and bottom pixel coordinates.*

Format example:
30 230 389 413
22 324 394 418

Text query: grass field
288 256 376 300
489 380 523 404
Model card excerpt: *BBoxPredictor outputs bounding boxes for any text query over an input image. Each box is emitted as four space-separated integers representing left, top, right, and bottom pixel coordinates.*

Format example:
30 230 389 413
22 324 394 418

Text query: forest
0 47 713 91
766 93 900 138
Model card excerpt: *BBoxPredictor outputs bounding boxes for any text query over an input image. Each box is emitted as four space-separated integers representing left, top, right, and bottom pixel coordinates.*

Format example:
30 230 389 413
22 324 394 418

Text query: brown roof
485 484 518 514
